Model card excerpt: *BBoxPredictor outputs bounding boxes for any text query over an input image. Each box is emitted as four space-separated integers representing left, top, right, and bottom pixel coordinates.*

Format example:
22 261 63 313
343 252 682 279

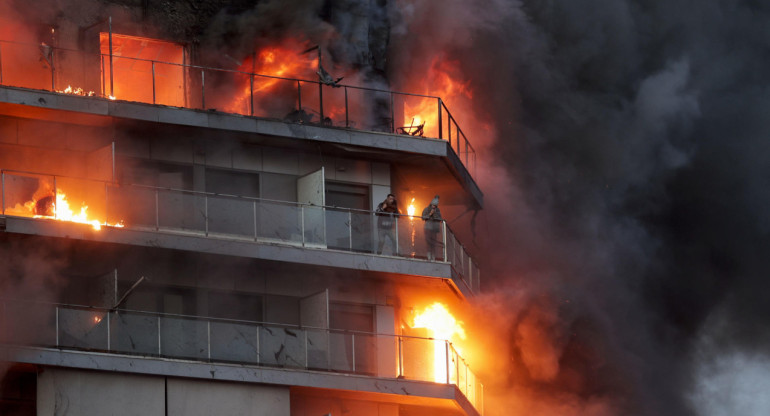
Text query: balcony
0 299 484 415
1 170 481 295
0 38 477 177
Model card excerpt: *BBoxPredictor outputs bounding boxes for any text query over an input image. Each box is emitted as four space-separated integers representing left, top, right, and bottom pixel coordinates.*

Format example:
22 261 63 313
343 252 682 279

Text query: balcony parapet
0 170 481 294
0 300 484 415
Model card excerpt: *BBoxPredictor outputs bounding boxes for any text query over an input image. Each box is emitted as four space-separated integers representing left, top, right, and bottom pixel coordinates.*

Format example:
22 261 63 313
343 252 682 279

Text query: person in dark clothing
376 193 401 255
421 195 442 261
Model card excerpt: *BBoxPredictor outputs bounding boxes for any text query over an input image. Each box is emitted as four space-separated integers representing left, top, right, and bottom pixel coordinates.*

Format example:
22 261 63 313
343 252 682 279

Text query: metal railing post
249 74 254 116
106 311 111 350
52 176 57 217
253 200 258 241
442 221 447 261
200 70 205 109
204 195 209 236
109 16 114 97
446 341 450 384
438 98 443 140
398 335 404 377
390 93 395 133
101 55 105 97
297 81 302 112
351 333 356 373
50 47 55 91
207 320 211 360
300 205 305 247
304 330 309 368
394 216 399 256
151 61 156 104
154 190 159 231
348 210 353 250
344 87 349 127
157 316 161 354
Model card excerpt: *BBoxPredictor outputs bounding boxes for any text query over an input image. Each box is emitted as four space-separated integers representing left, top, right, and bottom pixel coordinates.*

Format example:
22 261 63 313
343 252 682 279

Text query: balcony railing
0 170 481 293
0 299 483 414
0 39 476 176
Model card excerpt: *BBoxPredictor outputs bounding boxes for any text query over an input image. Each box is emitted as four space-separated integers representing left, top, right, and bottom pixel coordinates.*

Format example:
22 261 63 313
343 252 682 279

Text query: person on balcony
422 196 443 261
376 194 401 255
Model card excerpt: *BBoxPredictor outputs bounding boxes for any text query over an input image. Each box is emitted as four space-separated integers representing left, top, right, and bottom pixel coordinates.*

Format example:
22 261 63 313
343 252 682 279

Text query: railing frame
0 39 476 176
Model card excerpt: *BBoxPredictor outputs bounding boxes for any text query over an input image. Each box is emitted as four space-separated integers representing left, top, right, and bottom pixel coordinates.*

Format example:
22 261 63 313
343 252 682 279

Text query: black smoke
414 0 770 414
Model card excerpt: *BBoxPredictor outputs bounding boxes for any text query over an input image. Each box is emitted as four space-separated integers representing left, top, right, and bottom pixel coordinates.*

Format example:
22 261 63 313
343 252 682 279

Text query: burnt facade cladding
0 1 484 416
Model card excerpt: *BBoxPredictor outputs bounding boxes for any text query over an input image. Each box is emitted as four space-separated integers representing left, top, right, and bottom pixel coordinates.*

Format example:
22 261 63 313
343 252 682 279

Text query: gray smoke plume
394 0 770 415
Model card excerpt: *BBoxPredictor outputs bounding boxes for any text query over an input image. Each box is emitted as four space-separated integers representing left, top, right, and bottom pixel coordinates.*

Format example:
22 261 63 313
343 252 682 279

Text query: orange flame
407 198 416 218
56 85 96 97
411 302 466 382
224 42 317 115
402 57 472 139
11 188 124 231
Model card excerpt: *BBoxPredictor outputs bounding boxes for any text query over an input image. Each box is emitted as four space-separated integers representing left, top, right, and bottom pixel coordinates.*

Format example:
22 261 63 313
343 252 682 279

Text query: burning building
0 3 484 416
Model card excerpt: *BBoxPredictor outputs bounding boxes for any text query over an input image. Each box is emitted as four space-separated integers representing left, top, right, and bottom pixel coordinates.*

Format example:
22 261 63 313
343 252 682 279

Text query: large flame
11 188 124 231
411 302 467 383
402 57 472 139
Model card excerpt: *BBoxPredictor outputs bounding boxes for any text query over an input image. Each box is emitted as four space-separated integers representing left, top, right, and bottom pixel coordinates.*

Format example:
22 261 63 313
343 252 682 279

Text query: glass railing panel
0 41 52 90
341 87 369 131
209 320 259 364
256 201 301 244
350 210 375 253
106 185 156 229
396 216 440 260
58 307 108 350
302 205 325 247
107 56 154 104
297 80 321 124
325 208 352 251
2 301 56 346
328 331 353 372
400 336 437 383
159 315 208 360
1 172 54 218
54 176 107 223
258 325 306 368
54 49 101 96
306 327 330 371
202 68 251 116
252 76 299 120
207 195 256 239
109 311 159 355
318 83 348 128
352 333 378 376
152 61 186 107
395 94 438 139
458 357 468 396
157 190 206 234
374 213 399 256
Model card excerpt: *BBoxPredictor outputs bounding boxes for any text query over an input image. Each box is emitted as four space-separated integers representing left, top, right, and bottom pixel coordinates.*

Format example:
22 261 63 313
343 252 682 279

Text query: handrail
0 298 484 414
0 169 480 292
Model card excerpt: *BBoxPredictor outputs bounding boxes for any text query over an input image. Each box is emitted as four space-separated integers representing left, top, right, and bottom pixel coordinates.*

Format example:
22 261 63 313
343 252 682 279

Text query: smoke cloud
388 0 770 415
